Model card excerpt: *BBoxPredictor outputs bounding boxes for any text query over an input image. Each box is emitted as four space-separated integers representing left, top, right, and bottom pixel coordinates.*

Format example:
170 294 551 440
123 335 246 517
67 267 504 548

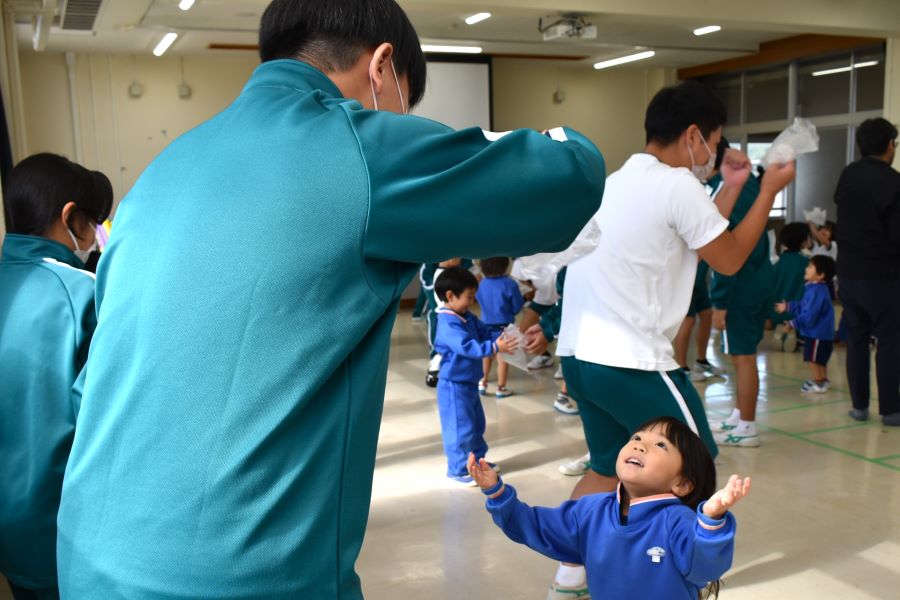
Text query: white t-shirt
557 153 729 371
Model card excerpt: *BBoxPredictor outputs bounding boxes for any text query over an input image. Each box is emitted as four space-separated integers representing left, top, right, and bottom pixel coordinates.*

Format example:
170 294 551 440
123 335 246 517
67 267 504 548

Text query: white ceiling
13 0 900 70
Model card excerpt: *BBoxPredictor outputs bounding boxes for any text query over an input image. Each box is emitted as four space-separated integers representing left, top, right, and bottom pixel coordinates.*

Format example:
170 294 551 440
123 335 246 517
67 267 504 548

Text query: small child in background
469 416 750 599
775 255 836 393
770 223 813 350
808 220 838 261
476 257 525 398
434 267 516 485
422 258 464 387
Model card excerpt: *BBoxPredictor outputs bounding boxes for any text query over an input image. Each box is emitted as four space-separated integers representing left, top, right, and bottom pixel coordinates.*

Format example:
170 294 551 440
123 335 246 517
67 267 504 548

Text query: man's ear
368 42 394 95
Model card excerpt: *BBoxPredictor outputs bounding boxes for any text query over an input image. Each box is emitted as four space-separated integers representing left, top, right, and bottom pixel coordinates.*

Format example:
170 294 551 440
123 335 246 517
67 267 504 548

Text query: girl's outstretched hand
467 452 499 490
703 474 751 519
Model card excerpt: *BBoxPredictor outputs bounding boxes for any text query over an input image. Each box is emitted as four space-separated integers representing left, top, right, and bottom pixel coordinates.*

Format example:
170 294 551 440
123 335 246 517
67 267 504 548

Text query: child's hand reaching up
467 453 504 497
703 474 751 519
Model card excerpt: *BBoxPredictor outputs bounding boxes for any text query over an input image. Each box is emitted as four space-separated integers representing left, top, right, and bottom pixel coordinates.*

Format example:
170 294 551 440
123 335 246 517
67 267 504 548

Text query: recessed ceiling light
594 50 655 70
693 25 721 36
465 12 491 25
153 32 179 56
812 60 878 77
422 44 483 54
178 0 195 10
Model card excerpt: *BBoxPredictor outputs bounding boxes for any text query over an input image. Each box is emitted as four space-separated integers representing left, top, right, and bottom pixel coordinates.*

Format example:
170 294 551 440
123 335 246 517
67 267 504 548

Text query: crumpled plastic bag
515 218 601 281
499 324 530 371
762 118 820 167
803 207 827 227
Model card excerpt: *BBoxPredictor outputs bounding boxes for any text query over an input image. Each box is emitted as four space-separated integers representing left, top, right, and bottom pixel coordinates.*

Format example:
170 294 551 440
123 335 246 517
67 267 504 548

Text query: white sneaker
696 360 726 376
558 453 590 476
714 430 760 448
690 364 709 382
554 393 579 415
527 354 554 370
546 582 590 600
553 366 564 380
709 419 738 433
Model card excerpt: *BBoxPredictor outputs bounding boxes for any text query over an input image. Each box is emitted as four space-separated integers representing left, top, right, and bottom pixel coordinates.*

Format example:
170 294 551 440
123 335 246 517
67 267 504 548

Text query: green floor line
757 398 847 415
874 452 900 461
760 370 882 402
758 424 900 473
791 421 876 436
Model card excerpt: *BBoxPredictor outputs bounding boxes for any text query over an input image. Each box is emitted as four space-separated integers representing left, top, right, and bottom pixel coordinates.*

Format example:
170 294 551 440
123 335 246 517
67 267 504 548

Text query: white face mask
687 131 716 181
369 59 407 114
67 227 97 264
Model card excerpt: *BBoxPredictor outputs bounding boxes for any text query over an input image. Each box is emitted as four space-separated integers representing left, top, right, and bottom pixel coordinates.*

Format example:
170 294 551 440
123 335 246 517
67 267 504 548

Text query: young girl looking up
469 417 750 599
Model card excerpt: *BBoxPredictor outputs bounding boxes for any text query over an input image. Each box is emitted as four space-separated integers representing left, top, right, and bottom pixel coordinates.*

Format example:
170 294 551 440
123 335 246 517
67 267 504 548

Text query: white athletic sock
428 354 442 371
735 420 756 435
554 564 586 588
725 408 741 424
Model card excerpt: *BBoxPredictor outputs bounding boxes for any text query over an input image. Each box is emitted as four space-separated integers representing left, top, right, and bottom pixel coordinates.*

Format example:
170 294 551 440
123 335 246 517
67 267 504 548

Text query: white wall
886 38 900 169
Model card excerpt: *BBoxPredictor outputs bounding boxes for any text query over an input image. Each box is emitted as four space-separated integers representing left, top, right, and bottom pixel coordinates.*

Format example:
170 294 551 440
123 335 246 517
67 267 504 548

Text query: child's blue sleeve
485 485 584 565
439 316 497 359
788 287 829 333
668 503 736 587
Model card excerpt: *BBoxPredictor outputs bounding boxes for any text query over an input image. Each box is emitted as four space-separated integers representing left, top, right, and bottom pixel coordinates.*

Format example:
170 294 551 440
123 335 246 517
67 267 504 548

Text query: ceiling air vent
60 0 103 31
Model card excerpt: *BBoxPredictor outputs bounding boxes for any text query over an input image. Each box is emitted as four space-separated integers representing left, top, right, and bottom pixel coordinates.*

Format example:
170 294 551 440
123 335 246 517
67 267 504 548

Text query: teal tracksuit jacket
56 59 605 599
0 234 96 590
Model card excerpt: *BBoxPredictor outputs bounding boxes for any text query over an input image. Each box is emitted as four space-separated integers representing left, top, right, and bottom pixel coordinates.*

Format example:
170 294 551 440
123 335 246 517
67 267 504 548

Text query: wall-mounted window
744 66 789 123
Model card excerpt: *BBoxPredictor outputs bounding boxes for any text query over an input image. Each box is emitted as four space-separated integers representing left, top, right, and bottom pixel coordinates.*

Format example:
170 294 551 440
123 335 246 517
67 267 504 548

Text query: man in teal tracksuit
55 2 605 598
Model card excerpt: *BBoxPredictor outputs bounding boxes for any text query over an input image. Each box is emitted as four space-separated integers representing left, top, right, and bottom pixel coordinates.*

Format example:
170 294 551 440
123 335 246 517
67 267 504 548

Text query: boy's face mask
67 227 97 264
369 59 407 115
687 131 716 181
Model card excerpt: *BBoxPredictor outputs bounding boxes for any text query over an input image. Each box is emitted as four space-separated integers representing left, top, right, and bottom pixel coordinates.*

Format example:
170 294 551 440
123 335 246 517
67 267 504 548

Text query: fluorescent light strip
465 12 491 25
594 50 655 70
178 0 195 10
811 60 878 77
693 25 721 36
422 44 482 54
153 32 179 57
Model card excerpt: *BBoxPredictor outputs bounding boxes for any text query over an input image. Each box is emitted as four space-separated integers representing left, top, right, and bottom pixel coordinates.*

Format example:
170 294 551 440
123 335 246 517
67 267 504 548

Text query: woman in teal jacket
0 154 112 599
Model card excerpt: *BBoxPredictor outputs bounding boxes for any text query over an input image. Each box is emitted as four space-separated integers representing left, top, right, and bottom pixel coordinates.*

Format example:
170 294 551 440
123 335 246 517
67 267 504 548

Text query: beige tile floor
4 313 899 599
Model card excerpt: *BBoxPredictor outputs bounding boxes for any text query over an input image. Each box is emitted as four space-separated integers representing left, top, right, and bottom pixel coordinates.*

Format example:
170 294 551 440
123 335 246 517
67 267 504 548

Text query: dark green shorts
528 301 553 316
686 285 712 317
561 357 718 476
721 302 768 355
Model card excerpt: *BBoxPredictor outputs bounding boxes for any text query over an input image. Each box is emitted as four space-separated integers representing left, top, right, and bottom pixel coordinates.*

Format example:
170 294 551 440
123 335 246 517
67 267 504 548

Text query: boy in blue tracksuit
476 257 525 397
434 267 516 484
775 255 837 393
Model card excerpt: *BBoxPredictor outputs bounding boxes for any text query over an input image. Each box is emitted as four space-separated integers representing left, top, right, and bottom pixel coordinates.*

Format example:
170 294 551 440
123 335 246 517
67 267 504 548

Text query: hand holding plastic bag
762 118 819 167
499 325 530 371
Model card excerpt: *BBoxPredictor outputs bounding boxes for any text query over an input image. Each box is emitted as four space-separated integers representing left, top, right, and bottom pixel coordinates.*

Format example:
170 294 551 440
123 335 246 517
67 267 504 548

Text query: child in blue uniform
434 266 516 485
476 257 525 398
469 416 750 599
775 255 836 393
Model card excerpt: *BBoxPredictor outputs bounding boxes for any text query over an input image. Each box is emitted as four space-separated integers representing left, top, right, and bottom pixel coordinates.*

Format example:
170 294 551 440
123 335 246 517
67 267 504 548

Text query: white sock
725 408 741 424
428 354 442 371
735 420 756 435
555 564 586 588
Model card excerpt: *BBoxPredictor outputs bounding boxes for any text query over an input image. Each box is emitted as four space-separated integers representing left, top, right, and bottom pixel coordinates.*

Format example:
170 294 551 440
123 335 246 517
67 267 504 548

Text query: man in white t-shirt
529 80 795 600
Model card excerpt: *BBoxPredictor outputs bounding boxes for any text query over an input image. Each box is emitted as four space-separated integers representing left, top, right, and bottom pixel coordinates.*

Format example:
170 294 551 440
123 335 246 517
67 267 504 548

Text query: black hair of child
434 266 478 303
644 80 727 146
259 0 427 107
810 255 837 284
856 117 898 158
480 257 510 278
779 222 810 253
633 416 717 511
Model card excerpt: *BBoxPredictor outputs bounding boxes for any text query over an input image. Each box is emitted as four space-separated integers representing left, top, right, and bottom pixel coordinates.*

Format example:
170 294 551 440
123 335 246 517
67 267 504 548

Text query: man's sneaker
478 380 488 395
800 379 816 392
801 380 829 393
714 431 761 448
558 453 590 476
848 408 869 421
554 393 579 415
425 370 439 388
447 473 478 487
709 419 738 433
546 582 591 600
696 359 726 376
411 314 424 322
495 386 513 398
527 354 554 370
690 364 709 382
553 366 564 380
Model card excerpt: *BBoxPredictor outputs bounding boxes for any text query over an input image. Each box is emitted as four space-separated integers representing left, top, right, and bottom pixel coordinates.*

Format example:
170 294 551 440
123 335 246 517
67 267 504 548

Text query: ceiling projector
540 15 597 41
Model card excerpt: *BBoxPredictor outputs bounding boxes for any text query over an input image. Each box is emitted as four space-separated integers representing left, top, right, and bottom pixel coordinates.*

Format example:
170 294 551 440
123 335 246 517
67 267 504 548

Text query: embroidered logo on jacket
646 546 666 564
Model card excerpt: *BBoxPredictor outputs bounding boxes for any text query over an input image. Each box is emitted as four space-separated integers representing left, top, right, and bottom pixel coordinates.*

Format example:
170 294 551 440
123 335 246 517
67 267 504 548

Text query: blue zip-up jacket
476 275 524 325
435 308 501 383
788 282 835 340
0 234 96 590
486 484 735 599
55 60 605 600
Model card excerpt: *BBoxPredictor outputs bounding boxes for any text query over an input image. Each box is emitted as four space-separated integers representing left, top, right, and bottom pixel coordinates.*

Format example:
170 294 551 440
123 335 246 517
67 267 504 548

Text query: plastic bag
515 218 601 282
762 118 820 167
803 206 827 227
499 324 529 372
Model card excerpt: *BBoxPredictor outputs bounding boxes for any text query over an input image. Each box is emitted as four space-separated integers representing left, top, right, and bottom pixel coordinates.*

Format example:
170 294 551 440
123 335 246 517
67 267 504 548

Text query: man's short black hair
259 0 427 107
434 266 478 302
714 137 729 171
810 255 836 283
479 257 510 278
5 153 112 239
645 80 727 146
856 117 898 157
779 222 810 253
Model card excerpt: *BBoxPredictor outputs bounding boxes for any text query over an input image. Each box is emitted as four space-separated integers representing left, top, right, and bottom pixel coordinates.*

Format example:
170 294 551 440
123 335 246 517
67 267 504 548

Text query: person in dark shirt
834 117 900 426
